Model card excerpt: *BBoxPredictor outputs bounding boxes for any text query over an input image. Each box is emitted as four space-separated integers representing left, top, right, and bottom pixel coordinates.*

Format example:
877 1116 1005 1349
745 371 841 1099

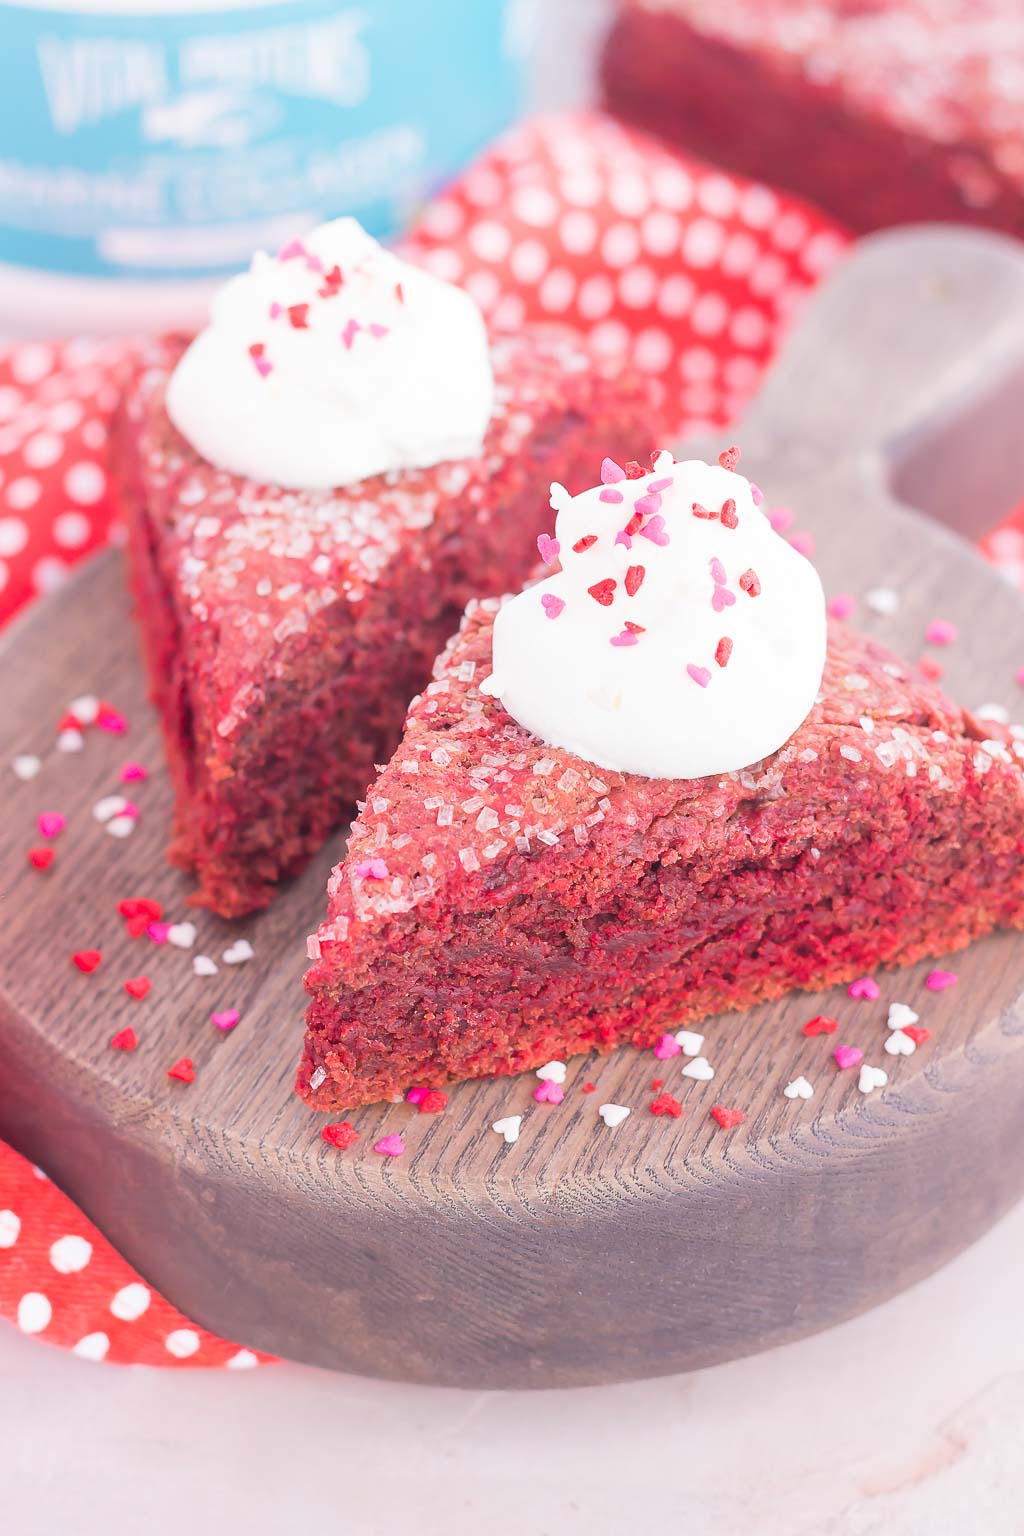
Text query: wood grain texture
2 228 1024 1388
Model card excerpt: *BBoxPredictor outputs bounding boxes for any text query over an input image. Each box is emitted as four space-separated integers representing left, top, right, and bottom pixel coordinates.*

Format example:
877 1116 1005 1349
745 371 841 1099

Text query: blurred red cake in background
602 0 1024 237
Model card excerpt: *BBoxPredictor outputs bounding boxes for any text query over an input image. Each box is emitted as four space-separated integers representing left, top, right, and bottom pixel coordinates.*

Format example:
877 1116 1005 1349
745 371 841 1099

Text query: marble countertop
3 1197 1023 1536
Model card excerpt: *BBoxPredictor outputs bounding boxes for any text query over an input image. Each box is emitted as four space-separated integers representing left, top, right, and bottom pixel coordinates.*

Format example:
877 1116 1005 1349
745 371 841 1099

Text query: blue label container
0 0 526 327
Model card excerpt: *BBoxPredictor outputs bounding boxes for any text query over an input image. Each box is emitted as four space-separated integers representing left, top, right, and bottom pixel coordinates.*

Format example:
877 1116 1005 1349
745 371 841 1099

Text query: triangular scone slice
299 600 1024 1110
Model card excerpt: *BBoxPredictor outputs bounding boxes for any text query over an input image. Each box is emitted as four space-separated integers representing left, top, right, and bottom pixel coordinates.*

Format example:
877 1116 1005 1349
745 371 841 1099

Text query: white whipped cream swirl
485 451 827 779
166 218 493 490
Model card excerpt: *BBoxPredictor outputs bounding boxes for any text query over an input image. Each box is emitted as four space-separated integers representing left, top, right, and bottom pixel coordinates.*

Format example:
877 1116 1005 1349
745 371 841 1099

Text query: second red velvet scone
116 222 662 917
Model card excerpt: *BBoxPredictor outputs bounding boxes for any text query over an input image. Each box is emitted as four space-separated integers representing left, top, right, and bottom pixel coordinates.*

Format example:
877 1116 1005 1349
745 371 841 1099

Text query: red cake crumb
321 1122 359 1150
602 0 1024 238
115 331 663 917
298 603 1024 1113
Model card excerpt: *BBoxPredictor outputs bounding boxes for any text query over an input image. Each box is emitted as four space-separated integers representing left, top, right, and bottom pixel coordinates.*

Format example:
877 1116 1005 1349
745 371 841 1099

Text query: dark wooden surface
2 228 1024 1388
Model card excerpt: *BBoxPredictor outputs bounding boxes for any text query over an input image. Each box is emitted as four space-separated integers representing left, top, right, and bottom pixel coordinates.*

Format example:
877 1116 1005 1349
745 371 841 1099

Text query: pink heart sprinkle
614 531 633 549
534 1080 564 1104
926 969 958 991
750 483 764 506
639 515 669 546
834 1045 864 1071
212 1009 240 1032
599 487 624 504
147 922 171 944
647 477 673 493
37 812 65 839
654 1033 682 1060
120 761 148 783
97 707 127 733
601 457 626 484
269 302 282 320
632 493 662 520
848 977 881 1000
368 323 389 338
828 594 855 620
305 253 324 273
610 630 638 647
120 801 140 820
341 319 361 349
711 587 736 612
354 858 388 879
405 1086 429 1104
536 534 560 565
710 557 727 586
252 356 273 378
541 593 565 620
374 1134 405 1157
278 238 306 261
767 506 794 532
925 619 957 646
687 664 711 688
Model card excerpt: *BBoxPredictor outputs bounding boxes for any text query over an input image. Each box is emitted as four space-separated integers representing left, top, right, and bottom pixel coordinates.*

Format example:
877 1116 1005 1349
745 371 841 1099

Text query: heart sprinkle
885 1030 916 1056
535 1060 567 1083
803 1015 839 1036
848 976 881 1000
858 1064 888 1094
110 1027 137 1051
123 976 151 1001
211 1009 240 1032
926 969 958 991
887 1002 919 1031
903 1025 931 1045
598 1103 630 1129
653 1033 682 1060
167 1057 195 1084
322 1123 359 1150
37 812 65 839
536 534 560 565
650 1091 683 1117
222 940 254 965
29 847 55 870
534 1079 564 1104
541 592 565 620
72 949 102 973
834 1045 864 1071
492 1115 522 1144
710 1106 745 1130
675 1030 705 1056
373 1134 404 1157
418 1090 448 1114
784 1076 814 1100
193 955 218 977
681 1056 715 1081
167 922 197 950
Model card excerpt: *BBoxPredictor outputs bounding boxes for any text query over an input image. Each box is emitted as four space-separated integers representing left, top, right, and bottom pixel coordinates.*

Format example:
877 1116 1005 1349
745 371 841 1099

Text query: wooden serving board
3 228 1024 1389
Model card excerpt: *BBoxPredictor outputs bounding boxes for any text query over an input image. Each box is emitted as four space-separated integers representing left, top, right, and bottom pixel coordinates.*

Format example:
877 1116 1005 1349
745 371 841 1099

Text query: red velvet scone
300 601 1024 1111
602 0 1024 237
116 329 661 916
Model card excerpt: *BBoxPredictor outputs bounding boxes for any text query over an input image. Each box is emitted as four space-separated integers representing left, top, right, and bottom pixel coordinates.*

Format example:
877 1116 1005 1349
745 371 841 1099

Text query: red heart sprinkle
110 1027 137 1051
650 1091 683 1118
118 897 163 922
167 1057 194 1083
718 445 740 471
287 302 310 329
720 498 738 528
573 534 597 553
711 1106 745 1130
903 1025 931 1045
715 637 733 668
582 1083 596 1093
418 1090 448 1115
803 1015 839 1036
739 568 761 597
625 564 645 597
58 712 83 733
322 1122 359 1149
624 461 645 479
29 847 55 870
651 1078 664 1090
73 949 103 973
588 578 617 607
124 976 151 1000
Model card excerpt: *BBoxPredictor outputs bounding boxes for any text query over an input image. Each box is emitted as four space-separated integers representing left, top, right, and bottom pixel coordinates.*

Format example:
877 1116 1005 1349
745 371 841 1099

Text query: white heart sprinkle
859 1064 888 1094
598 1103 630 1128
492 1115 522 1145
105 815 136 839
193 955 218 977
674 1030 704 1056
167 922 197 950
68 694 99 724
222 940 254 965
784 1076 814 1100
885 1029 916 1057
681 1056 714 1082
0 1210 21 1248
57 729 84 754
13 754 41 781
110 1282 150 1321
93 794 128 823
887 1002 919 1031
535 1060 566 1083
72 1331 110 1362
866 586 899 615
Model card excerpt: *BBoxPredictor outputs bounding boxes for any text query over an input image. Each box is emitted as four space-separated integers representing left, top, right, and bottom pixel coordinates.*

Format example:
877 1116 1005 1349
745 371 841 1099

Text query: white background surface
3 1198 1023 1536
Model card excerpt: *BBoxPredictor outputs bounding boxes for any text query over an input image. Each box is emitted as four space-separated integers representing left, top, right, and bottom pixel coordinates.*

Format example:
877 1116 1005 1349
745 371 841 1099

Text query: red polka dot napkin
2 110 1023 1368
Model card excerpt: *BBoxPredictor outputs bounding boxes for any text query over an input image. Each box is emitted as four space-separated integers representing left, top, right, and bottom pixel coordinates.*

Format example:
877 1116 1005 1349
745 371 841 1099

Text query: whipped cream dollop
485 451 827 779
166 218 494 490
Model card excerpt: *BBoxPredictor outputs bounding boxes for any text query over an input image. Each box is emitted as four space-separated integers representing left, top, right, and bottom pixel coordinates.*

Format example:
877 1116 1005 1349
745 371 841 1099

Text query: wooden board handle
744 227 1024 541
